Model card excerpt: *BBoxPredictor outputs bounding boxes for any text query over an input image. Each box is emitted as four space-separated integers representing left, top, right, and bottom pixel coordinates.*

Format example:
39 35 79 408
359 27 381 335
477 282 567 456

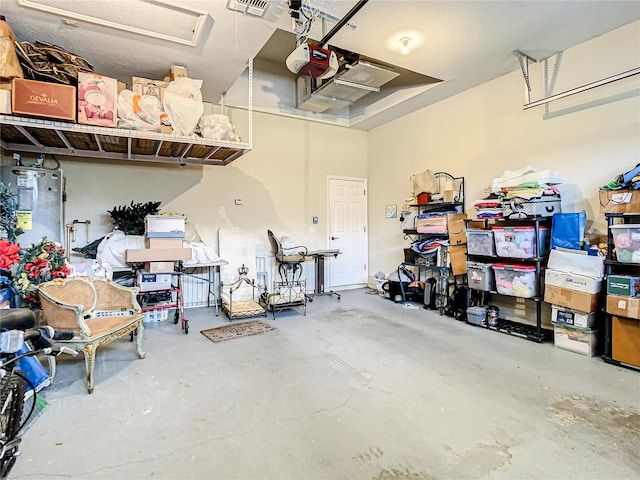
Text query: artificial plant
108 201 161 235
0 181 24 243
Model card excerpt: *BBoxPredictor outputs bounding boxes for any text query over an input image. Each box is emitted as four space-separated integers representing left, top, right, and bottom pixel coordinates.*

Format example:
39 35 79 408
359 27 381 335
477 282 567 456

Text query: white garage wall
11 110 367 258
367 20 640 278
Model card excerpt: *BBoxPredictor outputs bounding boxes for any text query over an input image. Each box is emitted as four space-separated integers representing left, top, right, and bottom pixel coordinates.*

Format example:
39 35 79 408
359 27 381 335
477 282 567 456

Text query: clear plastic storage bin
492 263 538 298
467 306 488 326
466 261 494 291
552 322 599 357
610 224 640 264
492 226 549 259
466 229 495 256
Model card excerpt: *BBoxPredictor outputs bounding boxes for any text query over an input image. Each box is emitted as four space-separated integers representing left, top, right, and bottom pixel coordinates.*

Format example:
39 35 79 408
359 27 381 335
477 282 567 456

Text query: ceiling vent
297 60 399 113
226 0 269 17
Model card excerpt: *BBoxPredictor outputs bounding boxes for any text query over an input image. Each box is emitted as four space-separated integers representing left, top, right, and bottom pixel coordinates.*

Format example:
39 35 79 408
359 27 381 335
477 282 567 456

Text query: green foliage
108 201 161 235
0 182 24 243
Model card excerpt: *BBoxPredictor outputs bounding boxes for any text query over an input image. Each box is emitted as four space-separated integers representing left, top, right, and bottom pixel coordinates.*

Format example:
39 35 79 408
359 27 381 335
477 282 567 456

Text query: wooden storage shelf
0 113 251 166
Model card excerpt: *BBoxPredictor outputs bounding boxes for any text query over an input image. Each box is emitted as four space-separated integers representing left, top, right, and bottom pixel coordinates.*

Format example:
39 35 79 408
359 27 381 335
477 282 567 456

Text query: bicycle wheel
0 374 25 479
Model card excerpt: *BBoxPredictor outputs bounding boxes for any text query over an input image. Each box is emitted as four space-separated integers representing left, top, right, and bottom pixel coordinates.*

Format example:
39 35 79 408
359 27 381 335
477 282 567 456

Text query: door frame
326 175 369 289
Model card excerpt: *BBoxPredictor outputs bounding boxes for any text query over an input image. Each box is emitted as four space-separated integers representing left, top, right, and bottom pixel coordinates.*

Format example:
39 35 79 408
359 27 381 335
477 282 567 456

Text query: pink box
77 72 117 127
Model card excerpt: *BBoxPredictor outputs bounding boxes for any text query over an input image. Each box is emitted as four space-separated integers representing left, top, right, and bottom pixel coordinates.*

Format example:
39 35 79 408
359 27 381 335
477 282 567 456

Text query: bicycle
0 308 76 479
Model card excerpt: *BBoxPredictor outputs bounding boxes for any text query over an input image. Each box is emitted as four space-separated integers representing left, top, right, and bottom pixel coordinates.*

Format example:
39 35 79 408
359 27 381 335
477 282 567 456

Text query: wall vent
226 0 268 17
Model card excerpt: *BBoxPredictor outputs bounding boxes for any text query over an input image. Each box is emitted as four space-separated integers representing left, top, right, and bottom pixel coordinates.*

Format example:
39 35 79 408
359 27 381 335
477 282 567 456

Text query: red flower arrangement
0 239 21 270
15 239 71 309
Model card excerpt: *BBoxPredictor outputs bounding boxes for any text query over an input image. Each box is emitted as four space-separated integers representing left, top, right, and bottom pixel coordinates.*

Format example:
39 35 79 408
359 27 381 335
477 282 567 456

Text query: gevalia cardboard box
145 261 175 273
544 284 599 313
77 72 117 127
146 237 183 249
599 189 640 214
606 294 640 320
126 248 191 263
612 315 640 367
12 78 76 121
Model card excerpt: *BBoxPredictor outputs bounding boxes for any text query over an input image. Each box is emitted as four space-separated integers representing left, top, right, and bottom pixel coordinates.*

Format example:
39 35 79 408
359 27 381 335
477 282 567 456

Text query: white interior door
328 176 368 288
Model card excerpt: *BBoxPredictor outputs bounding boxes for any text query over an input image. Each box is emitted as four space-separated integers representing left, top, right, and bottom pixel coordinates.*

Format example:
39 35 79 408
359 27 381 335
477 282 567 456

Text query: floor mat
200 320 276 343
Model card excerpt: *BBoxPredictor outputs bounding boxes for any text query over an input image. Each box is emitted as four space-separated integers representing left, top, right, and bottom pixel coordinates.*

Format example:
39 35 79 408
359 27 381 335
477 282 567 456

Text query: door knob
331 236 339 240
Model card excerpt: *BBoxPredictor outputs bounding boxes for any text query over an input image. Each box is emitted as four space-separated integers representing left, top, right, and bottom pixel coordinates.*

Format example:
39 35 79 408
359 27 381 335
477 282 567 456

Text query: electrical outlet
234 198 243 205
313 216 318 224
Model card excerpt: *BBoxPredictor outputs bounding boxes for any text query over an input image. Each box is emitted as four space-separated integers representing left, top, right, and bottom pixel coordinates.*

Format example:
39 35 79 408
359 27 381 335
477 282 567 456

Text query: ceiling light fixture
400 37 411 55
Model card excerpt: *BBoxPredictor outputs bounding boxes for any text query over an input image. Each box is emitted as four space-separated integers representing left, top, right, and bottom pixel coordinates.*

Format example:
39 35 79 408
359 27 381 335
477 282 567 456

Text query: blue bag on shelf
550 211 586 250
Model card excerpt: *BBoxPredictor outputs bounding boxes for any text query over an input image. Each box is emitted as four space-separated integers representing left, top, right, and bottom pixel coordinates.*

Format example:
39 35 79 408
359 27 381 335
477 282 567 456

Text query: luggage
444 284 469 320
503 194 561 219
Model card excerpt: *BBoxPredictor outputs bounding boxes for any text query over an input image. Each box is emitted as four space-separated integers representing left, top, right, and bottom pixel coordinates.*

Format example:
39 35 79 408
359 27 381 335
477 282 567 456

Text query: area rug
200 320 276 343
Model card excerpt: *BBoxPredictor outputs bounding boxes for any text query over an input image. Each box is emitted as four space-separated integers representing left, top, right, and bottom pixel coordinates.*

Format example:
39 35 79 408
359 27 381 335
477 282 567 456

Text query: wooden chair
38 276 145 393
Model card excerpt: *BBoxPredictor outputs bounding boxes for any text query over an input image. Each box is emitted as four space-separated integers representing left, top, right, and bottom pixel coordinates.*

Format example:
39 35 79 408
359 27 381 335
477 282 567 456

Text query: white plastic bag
163 78 204 136
199 114 240 141
117 90 163 131
410 169 438 195
96 230 144 268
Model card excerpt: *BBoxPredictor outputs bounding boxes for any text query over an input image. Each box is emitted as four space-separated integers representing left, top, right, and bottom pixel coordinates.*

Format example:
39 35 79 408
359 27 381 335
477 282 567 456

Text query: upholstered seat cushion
279 253 305 262
85 315 141 337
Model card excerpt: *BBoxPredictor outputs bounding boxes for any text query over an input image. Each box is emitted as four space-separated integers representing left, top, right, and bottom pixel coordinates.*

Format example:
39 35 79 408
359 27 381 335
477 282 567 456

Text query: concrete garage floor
10 289 640 480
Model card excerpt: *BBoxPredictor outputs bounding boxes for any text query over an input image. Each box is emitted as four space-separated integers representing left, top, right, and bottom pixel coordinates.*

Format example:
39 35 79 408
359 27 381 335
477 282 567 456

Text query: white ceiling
2 0 639 130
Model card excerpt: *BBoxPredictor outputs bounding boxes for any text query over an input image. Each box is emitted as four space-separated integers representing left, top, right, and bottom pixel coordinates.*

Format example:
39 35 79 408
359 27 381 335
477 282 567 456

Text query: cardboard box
0 81 11 90
169 65 188 81
547 248 604 279
607 275 640 297
136 271 172 292
77 72 117 127
551 305 596 328
146 237 183 249
12 78 76 122
612 315 640 367
145 261 175 273
545 269 602 294
599 189 640 214
0 89 10 114
447 213 467 246
544 284 599 313
126 248 192 263
132 77 169 103
606 294 640 320
160 124 173 135
448 244 467 276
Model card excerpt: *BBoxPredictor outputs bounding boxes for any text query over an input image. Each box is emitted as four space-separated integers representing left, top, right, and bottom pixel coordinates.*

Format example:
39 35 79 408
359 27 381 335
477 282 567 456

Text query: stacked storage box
543 249 604 356
125 215 191 268
605 225 640 367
